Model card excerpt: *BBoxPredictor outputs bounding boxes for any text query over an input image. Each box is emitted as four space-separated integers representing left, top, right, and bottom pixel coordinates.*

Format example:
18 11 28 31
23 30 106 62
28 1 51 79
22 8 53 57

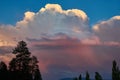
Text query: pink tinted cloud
28 37 120 80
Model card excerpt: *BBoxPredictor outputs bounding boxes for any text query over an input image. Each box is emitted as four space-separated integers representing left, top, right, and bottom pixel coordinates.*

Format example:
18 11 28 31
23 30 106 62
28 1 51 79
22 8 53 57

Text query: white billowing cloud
0 4 91 46
40 4 87 21
40 4 63 13
93 16 120 42
16 4 90 39
17 11 35 26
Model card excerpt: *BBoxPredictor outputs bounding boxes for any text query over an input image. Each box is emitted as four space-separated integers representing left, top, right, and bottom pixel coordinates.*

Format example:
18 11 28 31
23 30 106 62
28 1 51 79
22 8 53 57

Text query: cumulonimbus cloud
16 3 90 39
0 4 92 46
0 4 120 46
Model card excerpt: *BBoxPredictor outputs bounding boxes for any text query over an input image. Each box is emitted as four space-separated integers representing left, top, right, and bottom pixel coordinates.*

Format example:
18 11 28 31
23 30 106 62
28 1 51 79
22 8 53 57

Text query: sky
0 0 120 80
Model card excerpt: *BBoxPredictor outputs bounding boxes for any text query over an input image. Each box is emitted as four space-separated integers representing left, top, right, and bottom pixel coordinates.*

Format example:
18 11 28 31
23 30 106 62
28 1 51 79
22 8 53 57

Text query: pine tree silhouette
112 60 120 80
95 72 102 80
86 71 90 80
79 74 82 80
9 41 42 80
0 61 8 80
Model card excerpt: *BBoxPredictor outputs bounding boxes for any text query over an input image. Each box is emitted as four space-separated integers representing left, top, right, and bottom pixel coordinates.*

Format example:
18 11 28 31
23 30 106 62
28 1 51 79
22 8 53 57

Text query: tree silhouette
2 41 120 80
79 74 82 80
9 41 42 80
95 72 102 80
86 71 90 80
0 61 8 80
30 56 42 80
112 60 120 80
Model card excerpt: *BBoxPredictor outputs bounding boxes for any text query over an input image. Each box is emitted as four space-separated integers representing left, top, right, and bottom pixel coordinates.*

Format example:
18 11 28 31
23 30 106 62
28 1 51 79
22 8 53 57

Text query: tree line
0 41 42 80
0 41 120 80
73 60 120 80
